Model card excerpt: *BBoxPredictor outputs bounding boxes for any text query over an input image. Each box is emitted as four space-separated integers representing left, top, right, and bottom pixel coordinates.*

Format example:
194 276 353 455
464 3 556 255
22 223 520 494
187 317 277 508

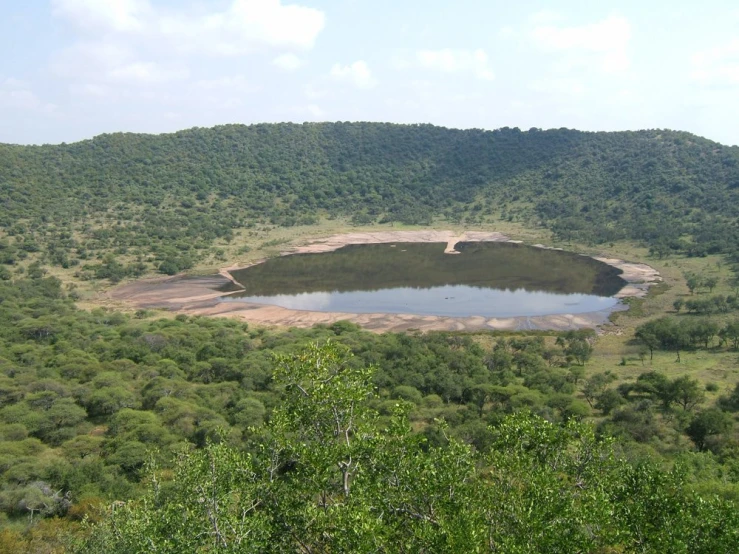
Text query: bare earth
109 231 661 333
279 230 511 255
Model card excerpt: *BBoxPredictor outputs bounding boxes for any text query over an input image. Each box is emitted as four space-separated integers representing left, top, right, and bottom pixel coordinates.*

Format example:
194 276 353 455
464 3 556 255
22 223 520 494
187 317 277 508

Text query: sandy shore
109 231 661 333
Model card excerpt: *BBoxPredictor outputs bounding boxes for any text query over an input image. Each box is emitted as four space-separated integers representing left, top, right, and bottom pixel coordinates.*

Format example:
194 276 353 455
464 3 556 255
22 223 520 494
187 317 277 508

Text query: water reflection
223 285 618 317
224 242 626 318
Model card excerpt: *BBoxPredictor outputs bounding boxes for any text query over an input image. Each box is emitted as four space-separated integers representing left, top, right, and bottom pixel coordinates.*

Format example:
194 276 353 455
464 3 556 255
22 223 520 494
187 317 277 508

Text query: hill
2 123 739 277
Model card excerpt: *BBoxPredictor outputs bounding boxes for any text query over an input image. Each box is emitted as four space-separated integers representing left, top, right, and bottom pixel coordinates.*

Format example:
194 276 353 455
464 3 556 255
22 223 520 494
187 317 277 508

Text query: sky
1 0 739 146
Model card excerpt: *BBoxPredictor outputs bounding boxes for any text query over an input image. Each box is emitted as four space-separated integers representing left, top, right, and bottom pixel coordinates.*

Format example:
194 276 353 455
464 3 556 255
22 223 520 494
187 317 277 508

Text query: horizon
1 1 739 146
1 121 737 149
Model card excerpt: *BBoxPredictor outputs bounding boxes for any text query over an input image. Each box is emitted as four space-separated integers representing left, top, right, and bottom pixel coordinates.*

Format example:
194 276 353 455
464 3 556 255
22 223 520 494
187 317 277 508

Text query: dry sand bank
277 230 510 255
109 231 661 333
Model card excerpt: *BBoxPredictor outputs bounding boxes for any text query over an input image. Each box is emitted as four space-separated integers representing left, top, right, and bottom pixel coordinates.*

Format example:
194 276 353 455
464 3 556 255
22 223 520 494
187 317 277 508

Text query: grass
584 250 739 392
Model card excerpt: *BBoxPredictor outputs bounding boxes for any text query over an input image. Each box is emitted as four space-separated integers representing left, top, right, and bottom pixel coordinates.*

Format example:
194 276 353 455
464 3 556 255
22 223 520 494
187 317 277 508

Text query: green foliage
621 371 705 412
684 272 723 295
1 277 738 549
80 343 739 553
80 442 270 553
3 121 739 549
2 124 739 274
635 316 737 361
687 409 734 452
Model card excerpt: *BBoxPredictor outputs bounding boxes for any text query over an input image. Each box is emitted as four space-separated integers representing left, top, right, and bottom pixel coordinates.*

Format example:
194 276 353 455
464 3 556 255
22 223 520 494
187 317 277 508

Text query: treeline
675 294 739 315
636 316 739 359
1 123 739 278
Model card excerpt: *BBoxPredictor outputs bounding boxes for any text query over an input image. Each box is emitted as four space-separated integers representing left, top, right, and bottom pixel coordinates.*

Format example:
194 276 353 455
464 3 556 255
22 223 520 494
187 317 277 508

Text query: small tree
582 372 617 408
687 409 733 451
704 276 719 293
567 338 593 366
719 320 739 350
635 321 660 360
685 274 701 295
670 376 705 412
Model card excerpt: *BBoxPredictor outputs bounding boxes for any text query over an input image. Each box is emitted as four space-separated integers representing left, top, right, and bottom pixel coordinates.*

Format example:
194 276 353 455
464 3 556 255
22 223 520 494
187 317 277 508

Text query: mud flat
108 231 661 333
592 257 661 299
165 300 624 333
279 230 510 255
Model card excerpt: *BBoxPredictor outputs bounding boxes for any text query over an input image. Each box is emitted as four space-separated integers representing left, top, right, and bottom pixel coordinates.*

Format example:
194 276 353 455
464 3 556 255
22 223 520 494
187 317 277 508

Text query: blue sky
1 0 738 145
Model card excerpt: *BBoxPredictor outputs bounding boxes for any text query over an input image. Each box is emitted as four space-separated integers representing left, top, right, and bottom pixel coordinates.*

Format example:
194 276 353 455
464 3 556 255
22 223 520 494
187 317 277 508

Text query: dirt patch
108 231 661 333
592 257 662 299
278 230 509 255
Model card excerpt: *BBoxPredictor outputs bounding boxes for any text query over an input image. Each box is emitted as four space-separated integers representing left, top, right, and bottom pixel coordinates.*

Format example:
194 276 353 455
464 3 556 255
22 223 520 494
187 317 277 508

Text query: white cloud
415 49 495 81
498 26 516 39
108 62 189 84
3 77 31 89
51 0 325 111
0 78 56 113
530 14 631 73
52 41 133 78
529 10 565 26
273 53 303 71
691 39 739 86
306 104 325 118
53 0 326 55
330 61 376 89
303 82 327 99
68 83 112 97
52 0 150 32
53 42 187 86
279 103 326 121
0 89 40 110
194 76 258 93
389 54 411 70
530 78 586 96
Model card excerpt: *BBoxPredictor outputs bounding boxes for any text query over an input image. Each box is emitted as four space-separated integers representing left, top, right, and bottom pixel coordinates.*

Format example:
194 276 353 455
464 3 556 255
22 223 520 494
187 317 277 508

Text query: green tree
566 338 593 366
719 320 739 350
670 376 705 412
80 441 269 553
635 320 660 360
686 273 701 295
704 276 719 293
582 372 616 408
687 409 733 451
80 342 739 553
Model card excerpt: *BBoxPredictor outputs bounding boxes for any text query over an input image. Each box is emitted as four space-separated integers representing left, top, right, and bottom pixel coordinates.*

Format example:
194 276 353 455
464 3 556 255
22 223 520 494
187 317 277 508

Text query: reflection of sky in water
221 285 619 317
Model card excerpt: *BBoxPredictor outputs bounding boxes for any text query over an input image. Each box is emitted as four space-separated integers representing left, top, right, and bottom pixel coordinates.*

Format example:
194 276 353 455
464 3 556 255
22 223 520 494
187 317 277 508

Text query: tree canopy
79 342 738 553
2 124 739 276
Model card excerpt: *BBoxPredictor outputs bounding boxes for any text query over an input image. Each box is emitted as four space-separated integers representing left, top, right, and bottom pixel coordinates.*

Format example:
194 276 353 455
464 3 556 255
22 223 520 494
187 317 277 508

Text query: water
225 242 626 318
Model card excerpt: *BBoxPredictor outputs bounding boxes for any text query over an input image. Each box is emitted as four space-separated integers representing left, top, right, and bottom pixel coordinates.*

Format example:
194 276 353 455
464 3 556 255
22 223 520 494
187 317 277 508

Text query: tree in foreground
79 342 739 553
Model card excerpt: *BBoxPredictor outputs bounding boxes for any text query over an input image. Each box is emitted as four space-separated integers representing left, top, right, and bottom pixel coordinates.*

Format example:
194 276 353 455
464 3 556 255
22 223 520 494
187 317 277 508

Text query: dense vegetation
0 276 737 551
1 122 739 550
78 343 737 553
1 123 739 278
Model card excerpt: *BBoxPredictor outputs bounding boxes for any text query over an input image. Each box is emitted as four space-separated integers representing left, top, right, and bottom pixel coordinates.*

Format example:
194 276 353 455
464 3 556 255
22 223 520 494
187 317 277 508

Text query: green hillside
1 124 739 551
2 124 739 277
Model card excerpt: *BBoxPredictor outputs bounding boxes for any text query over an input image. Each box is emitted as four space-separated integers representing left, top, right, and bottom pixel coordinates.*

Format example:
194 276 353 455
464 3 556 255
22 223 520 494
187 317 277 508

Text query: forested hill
2 123 739 272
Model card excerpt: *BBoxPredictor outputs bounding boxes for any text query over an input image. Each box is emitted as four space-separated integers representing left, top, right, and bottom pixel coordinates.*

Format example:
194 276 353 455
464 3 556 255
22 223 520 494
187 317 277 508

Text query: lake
224 242 626 318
